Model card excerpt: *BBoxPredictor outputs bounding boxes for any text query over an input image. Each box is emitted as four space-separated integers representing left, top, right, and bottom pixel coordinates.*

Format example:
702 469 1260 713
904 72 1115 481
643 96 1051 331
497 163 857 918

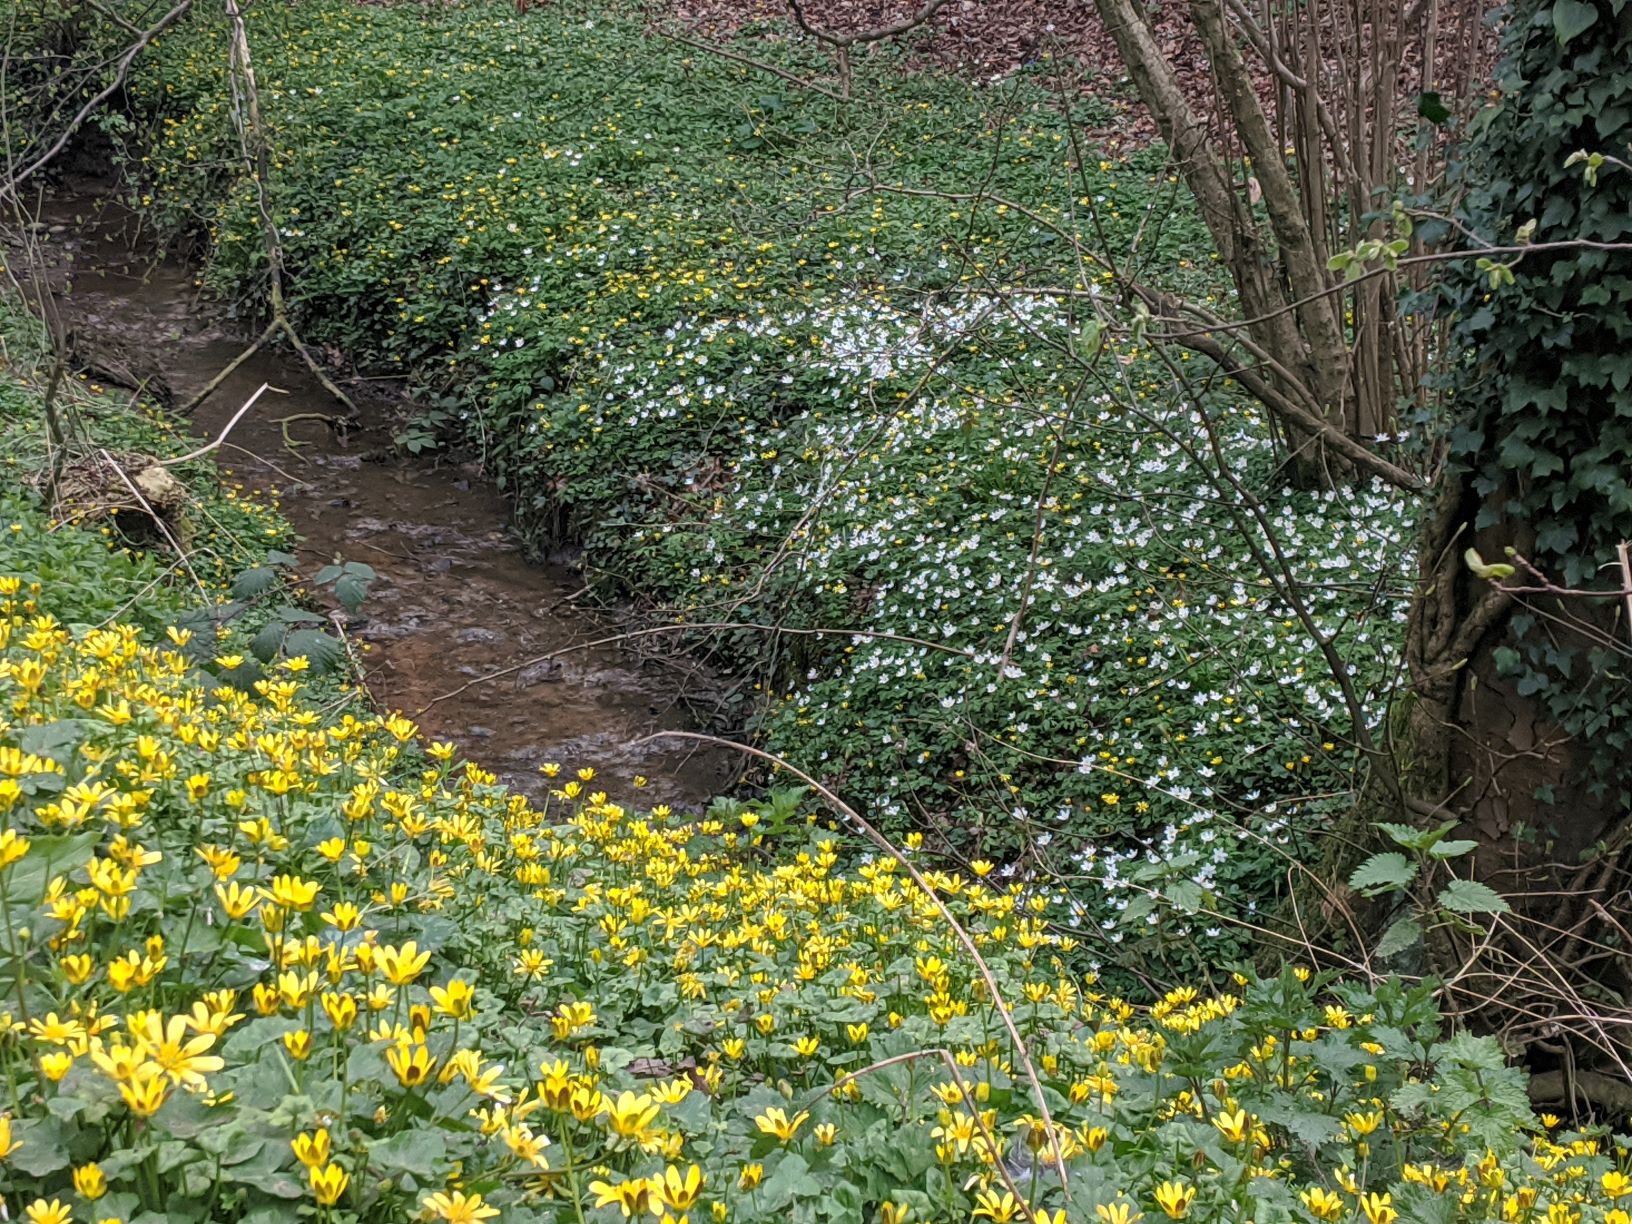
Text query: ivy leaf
1349 852 1417 896
1438 878 1511 915
1551 0 1598 45
1417 91 1451 125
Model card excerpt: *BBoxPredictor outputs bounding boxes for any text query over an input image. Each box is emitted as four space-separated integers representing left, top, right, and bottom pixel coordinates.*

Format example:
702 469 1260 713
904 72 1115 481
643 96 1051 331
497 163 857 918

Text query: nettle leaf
1427 838 1479 859
1438 878 1512 915
1375 917 1423 959
1377 820 1457 852
1551 0 1599 43
1349 852 1418 896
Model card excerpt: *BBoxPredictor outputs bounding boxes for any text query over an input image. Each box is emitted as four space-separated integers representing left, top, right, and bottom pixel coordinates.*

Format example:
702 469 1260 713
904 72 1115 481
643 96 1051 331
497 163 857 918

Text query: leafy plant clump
0 240 1624 1224
118 0 1420 971
0 549 1627 1224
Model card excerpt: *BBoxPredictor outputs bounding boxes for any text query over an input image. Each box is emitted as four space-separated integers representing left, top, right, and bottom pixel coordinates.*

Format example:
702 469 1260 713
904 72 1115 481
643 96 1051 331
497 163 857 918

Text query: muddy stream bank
25 190 737 808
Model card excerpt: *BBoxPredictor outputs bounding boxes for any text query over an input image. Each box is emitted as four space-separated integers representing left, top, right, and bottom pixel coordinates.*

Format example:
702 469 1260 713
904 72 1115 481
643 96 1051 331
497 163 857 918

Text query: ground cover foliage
111 0 1425 977
1 293 1630 1224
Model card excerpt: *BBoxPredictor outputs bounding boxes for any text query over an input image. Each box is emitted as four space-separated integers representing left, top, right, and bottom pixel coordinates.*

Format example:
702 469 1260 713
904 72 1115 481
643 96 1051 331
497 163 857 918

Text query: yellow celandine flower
1154 1180 1195 1219
605 1090 661 1138
39 1051 73 1082
266 874 321 911
1094 1204 1142 1224
503 1123 550 1167
1346 1109 1384 1137
430 979 476 1019
283 1030 314 1061
880 1203 912 1224
133 1013 224 1090
972 1190 1027 1223
292 1130 331 1169
215 880 258 920
1359 1192 1398 1224
1299 1187 1345 1221
309 1161 348 1206
753 1106 810 1142
118 1066 169 1117
0 1113 22 1160
651 1077 691 1105
421 1189 501 1223
1211 1108 1251 1144
321 901 363 931
386 1040 436 1087
72 1163 107 1200
377 940 431 986
23 1199 72 1224
322 992 359 1030
738 1164 764 1191
1606 1172 1632 1200
590 1176 660 1219
0 827 31 868
656 1164 703 1210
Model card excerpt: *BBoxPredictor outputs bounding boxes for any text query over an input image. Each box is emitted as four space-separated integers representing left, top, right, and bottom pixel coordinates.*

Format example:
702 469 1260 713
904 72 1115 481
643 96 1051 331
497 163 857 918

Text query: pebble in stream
27 192 737 809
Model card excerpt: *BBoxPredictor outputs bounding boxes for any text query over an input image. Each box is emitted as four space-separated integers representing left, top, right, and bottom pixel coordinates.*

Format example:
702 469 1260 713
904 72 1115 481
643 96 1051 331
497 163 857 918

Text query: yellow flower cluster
0 567 1625 1224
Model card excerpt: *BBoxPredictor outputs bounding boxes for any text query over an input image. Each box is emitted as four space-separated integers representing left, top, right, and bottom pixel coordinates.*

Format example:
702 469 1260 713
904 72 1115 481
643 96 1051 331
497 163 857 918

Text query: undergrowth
0 283 1625 1224
114 0 1419 976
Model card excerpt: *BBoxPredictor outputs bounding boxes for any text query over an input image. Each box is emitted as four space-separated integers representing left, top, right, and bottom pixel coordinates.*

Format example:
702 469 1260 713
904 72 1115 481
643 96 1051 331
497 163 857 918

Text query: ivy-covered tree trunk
1410 0 1632 1052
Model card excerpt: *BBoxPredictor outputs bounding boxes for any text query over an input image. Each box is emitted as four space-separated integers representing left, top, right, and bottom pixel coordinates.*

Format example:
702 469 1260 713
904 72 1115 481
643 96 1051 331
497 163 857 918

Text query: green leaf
316 561 375 612
1375 917 1422 959
1438 878 1511 915
282 629 345 672
1551 0 1598 44
1349 852 1417 896
1417 90 1451 125
1463 547 1516 580
7 830 100 900
333 567 374 613
760 1152 820 1210
249 622 285 665
1377 820 1456 852
1427 838 1479 859
369 1128 447 1176
230 566 280 599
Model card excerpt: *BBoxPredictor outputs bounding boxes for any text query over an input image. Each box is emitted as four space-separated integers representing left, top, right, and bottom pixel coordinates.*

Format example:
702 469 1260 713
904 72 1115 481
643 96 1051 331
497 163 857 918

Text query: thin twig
637 729 1070 1187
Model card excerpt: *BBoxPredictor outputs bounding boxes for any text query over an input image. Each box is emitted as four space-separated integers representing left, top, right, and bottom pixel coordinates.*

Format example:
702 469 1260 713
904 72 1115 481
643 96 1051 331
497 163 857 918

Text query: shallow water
23 191 736 808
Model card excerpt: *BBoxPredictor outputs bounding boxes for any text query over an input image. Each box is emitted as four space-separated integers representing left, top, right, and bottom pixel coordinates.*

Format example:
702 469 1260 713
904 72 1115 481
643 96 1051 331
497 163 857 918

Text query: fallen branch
161 382 278 465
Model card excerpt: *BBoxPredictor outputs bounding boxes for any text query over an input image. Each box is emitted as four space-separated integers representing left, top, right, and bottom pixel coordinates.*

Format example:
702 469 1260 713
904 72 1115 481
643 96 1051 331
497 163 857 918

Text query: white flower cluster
477 272 1415 956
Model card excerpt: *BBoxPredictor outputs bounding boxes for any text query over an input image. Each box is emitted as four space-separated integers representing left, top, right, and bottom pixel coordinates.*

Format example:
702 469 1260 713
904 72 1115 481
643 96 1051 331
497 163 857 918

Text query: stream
24 189 736 808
